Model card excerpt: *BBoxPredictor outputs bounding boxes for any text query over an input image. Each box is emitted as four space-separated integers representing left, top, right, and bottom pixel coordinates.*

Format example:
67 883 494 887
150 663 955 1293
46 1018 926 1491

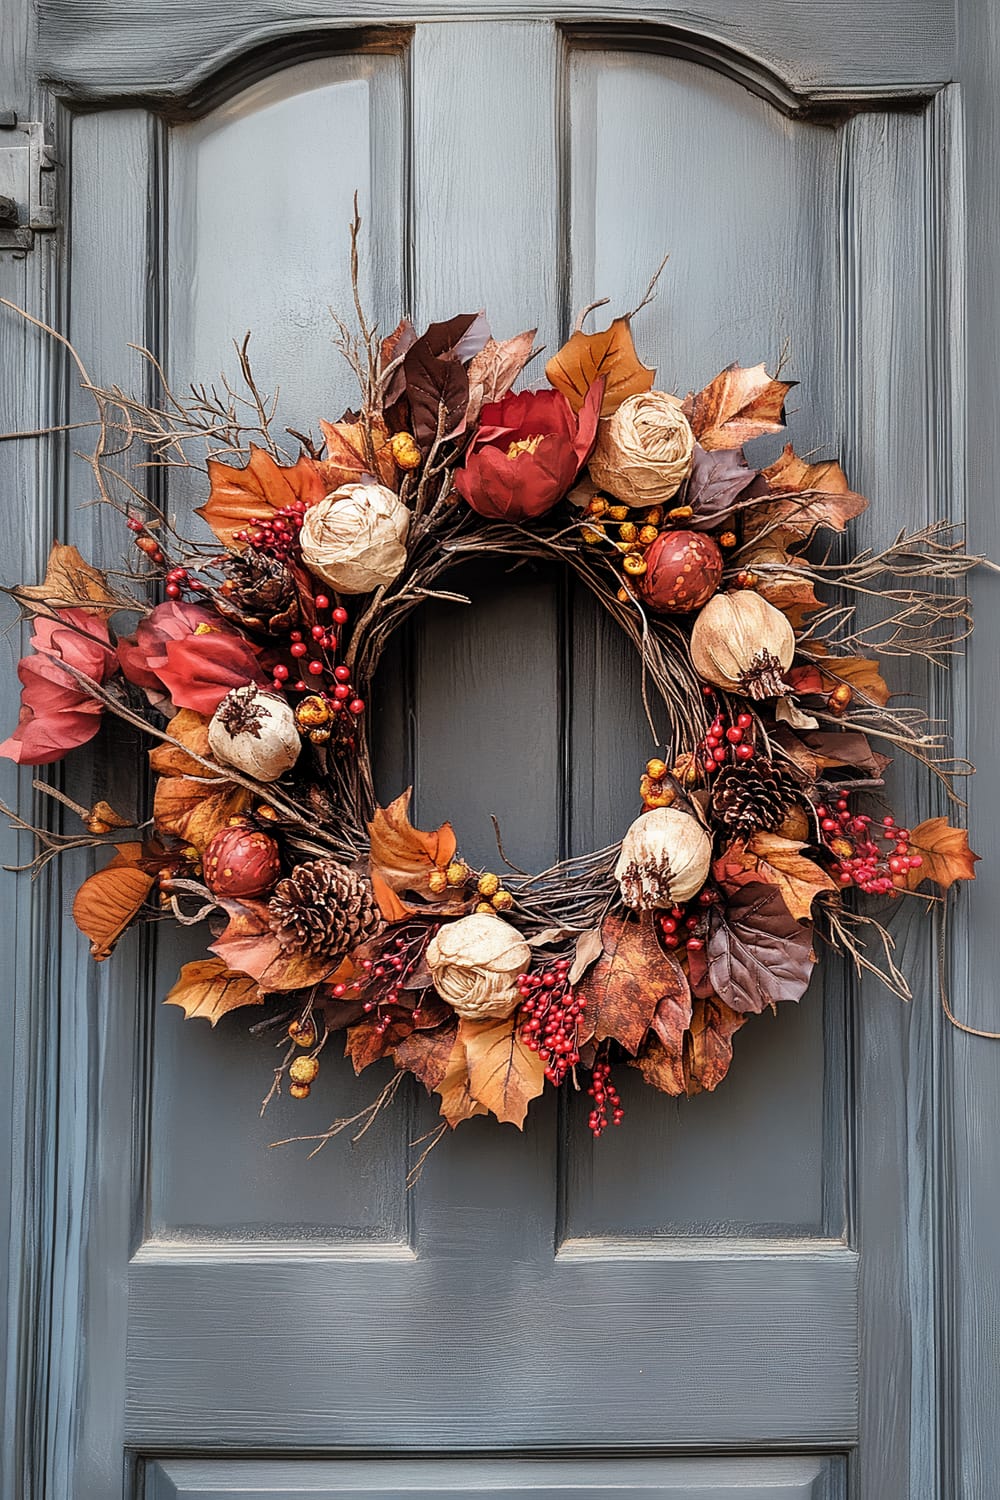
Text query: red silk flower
455 381 604 521
118 600 267 715
0 608 116 765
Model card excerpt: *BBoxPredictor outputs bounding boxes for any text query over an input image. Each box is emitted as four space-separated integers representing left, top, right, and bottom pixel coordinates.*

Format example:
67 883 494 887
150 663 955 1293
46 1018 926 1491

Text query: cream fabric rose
426 913 531 1021
589 391 695 507
299 483 410 594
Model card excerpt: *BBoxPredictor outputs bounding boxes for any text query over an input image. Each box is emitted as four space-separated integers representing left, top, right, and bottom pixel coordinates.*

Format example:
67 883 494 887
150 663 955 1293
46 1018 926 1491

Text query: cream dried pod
588 390 695 507
615 806 712 910
207 684 301 782
426 912 531 1021
299 482 410 594
689 590 795 699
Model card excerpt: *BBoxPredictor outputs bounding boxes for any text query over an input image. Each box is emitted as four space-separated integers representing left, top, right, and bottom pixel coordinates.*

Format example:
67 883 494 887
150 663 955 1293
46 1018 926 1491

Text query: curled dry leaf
743 445 868 547
465 329 537 425
209 898 340 991
682 444 757 530
403 314 484 448
150 709 251 852
576 911 679 1053
631 966 694 1096
740 547 822 627
164 957 263 1026
458 1013 546 1129
346 1016 412 1073
790 650 891 708
319 418 396 488
545 317 654 417
683 362 793 451
707 880 816 1014
369 867 416 923
368 789 457 895
435 1028 488 1127
391 1023 459 1092
197 445 326 548
72 843 156 960
84 799 133 834
568 925 605 985
902 817 979 891
684 997 747 1095
17 542 119 617
718 833 838 922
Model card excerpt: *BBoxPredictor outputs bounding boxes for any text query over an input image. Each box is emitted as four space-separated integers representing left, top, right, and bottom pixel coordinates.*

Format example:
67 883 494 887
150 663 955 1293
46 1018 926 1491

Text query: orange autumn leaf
458 1014 545 1129
197 445 326 548
319 418 396 489
576 911 679 1053
902 818 980 892
209 898 339 991
683 997 746 1095
370 867 416 923
17 542 118 617
164 957 263 1026
150 709 250 851
724 832 838 921
72 843 156 960
743 444 868 546
546 317 654 417
391 1023 459 1092
368 789 457 896
743 546 822 627
435 1029 488 1127
683 362 793 451
805 648 891 708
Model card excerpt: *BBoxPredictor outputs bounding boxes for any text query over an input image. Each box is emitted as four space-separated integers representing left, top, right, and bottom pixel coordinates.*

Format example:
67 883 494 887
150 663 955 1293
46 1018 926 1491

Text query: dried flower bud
299 483 410 594
623 555 647 576
614 807 712 910
477 872 500 897
295 694 332 730
446 861 470 887
638 524 659 546
719 530 738 548
589 391 695 508
586 495 608 518
646 758 668 780
426 913 531 1020
289 1082 311 1100
606 504 630 522
428 869 449 895
689 592 795 700
390 431 421 470
491 889 514 911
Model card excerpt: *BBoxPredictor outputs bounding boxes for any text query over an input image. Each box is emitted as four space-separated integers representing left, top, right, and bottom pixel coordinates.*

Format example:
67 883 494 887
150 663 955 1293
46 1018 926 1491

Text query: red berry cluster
164 564 204 598
516 958 583 1085
817 798 923 894
588 1058 624 1137
658 886 716 953
232 499 307 557
270 600 362 709
699 706 755 778
347 924 439 1033
127 517 166 567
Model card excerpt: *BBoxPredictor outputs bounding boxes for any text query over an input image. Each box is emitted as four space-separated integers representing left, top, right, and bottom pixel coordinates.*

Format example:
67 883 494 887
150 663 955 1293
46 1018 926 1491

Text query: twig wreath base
0 211 993 1167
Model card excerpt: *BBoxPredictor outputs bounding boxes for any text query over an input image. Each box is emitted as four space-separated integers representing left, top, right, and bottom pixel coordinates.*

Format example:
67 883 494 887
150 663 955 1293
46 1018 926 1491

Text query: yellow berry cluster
582 493 737 602
639 757 677 811
286 1019 321 1099
426 861 514 914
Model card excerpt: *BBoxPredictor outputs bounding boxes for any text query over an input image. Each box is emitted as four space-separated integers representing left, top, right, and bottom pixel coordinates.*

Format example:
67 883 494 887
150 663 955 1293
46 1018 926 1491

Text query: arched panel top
40 6 952 117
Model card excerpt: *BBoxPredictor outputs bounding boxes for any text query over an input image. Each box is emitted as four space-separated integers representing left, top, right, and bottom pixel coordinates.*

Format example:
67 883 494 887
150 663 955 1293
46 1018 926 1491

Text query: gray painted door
2 4 998 1499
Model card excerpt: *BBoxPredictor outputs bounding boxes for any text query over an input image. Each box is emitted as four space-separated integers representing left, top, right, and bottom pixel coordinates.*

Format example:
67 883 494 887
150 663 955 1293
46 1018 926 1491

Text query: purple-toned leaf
707 880 815 1014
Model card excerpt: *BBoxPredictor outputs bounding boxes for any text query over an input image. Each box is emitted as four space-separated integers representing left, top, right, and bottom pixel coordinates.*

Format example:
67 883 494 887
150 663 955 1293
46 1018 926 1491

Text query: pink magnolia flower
118 600 267 714
455 381 603 521
0 609 116 765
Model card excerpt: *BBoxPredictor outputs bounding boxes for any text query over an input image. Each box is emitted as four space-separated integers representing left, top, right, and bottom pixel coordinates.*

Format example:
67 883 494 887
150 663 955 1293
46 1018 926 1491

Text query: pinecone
268 861 383 958
216 548 299 633
711 759 796 834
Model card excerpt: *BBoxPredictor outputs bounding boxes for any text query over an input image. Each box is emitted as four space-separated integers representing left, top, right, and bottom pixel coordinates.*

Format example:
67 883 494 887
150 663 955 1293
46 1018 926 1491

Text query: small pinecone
711 760 796 834
268 860 383 958
216 548 299 632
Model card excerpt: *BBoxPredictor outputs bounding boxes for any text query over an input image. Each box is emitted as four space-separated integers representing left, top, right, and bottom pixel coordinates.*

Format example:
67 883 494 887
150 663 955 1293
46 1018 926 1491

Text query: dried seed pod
426 913 531 1020
203 821 282 898
689 591 795 699
638 529 723 613
589 391 696 507
614 807 712 910
207 685 301 782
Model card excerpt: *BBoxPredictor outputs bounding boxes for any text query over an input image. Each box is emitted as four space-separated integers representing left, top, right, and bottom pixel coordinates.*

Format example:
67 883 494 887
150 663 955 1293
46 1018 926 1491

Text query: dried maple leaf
902 817 979 891
209 898 338 991
683 997 746 1095
683 362 793 451
151 710 250 852
466 329 537 424
576 911 675 1053
633 1033 686 1096
742 445 868 546
368 789 457 896
318 418 396 488
391 1023 459 1092
345 1016 412 1073
369 867 416 923
546 317 654 417
197 446 326 548
72 843 156 960
164 958 263 1026
707 880 815 1014
631 964 694 1096
721 833 838 922
17 542 118 616
435 1029 488 1127
459 1014 546 1129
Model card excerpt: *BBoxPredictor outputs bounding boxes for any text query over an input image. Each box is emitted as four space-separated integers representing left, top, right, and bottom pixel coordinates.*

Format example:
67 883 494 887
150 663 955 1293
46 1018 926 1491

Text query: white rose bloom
299 482 410 594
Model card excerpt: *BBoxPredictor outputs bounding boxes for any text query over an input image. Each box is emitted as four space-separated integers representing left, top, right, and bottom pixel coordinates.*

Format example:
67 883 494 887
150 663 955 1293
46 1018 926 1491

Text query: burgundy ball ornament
203 820 282 898
638 529 724 613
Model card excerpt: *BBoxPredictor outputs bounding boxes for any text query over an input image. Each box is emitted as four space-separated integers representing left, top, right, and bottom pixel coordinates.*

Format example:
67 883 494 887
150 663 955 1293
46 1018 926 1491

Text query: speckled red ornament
638 529 724 613
203 821 282 898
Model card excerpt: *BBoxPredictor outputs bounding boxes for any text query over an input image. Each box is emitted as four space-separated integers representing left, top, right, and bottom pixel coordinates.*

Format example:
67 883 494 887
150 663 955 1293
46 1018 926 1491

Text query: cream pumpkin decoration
689 590 795 700
588 390 695 507
207 685 301 782
614 806 712 910
426 913 532 1021
299 482 410 594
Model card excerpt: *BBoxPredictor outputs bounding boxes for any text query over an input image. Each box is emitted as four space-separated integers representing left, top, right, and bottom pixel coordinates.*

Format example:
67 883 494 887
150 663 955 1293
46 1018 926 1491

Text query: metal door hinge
0 115 56 251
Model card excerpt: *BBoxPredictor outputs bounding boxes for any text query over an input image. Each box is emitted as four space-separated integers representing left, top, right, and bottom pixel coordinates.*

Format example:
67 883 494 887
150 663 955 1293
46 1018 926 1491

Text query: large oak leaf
707 881 815 1014
743 445 868 546
435 1029 488 1127
631 968 694 1096
683 997 747 1095
459 1014 545 1129
72 843 156 959
901 817 979 891
164 958 263 1025
576 911 675 1053
368 789 457 895
391 1023 459 1092
319 418 396 487
546 318 654 417
197 446 326 548
683 363 793 451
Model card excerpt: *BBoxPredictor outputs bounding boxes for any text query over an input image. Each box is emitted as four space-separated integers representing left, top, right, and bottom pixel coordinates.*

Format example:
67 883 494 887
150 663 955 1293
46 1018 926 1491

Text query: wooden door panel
144 1455 846 1499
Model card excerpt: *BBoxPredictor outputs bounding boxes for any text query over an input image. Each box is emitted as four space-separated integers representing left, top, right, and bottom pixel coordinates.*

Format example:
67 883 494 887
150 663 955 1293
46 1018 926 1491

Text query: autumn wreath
0 226 990 1156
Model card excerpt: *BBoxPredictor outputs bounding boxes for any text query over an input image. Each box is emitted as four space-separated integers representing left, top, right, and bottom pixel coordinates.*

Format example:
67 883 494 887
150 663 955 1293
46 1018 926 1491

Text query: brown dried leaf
318 418 396 488
85 800 133 834
631 965 694 1096
435 1029 488 1127
684 997 747 1095
633 1033 686 1096
72 843 156 960
722 833 838 922
164 957 263 1026
546 318 654 417
151 709 251 852
796 648 891 707
391 1023 459 1092
902 817 979 891
17 542 118 616
683 362 793 451
459 1014 546 1129
744 445 868 546
707 881 816 1014
466 329 537 424
576 911 675 1054
741 546 822 627
568 926 605 986
197 445 326 548
209 899 340 991
368 789 457 896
